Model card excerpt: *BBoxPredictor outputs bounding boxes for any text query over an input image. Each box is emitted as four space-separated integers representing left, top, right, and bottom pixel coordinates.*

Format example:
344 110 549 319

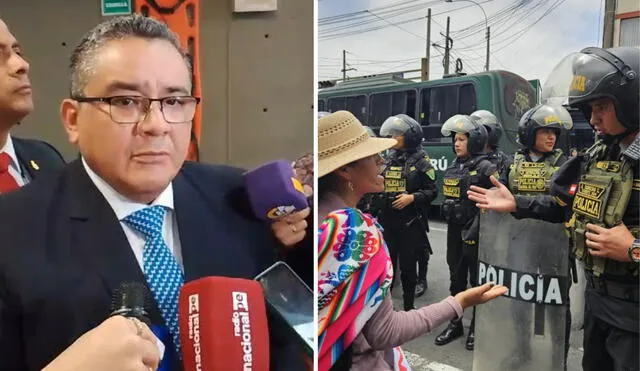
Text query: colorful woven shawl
317 207 393 370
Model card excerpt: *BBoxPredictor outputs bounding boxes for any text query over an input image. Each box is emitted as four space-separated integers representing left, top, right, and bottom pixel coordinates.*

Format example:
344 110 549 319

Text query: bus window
459 84 477 114
419 88 430 125
318 99 326 112
369 92 392 127
391 90 417 118
328 97 347 112
346 95 367 124
429 85 457 124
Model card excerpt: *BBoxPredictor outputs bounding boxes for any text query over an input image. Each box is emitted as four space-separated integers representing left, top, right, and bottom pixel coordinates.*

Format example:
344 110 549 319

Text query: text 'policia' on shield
477 260 569 305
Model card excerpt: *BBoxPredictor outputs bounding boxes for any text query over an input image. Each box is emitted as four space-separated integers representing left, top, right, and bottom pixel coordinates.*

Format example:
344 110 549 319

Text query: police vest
571 141 639 277
508 149 564 195
383 151 434 194
383 162 407 193
441 156 487 225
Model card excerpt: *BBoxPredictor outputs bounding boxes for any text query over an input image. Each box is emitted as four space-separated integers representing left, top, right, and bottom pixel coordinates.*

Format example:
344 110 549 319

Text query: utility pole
444 16 451 75
421 8 432 81
602 0 616 48
485 26 490 71
341 49 356 80
342 50 347 80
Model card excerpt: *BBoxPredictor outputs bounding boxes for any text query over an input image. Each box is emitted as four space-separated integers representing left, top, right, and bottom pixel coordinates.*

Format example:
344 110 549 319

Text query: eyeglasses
72 95 201 124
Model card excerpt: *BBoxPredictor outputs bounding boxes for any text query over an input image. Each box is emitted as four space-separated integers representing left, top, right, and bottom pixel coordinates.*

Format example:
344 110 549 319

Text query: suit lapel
173 170 239 281
64 160 163 321
12 138 39 180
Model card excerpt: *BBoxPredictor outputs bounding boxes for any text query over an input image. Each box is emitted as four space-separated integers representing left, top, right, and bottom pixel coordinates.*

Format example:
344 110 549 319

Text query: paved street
390 220 585 371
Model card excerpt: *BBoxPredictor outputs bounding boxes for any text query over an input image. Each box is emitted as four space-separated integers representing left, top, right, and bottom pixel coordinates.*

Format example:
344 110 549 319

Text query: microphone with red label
178 277 270 371
245 160 309 221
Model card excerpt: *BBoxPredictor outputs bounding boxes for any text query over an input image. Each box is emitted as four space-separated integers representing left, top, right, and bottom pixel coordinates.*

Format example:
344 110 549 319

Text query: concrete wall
616 0 640 14
3 0 313 169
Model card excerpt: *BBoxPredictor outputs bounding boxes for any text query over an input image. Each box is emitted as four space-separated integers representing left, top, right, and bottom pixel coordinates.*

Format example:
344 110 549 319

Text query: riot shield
473 210 569 371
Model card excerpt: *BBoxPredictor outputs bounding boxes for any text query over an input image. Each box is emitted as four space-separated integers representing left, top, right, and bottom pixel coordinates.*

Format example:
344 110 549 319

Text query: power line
319 1 495 41
490 0 567 54
431 16 497 71
453 0 566 54
320 0 440 25
367 9 427 40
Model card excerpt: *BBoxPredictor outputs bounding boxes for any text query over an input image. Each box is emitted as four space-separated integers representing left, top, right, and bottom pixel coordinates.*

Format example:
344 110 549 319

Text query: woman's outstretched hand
467 176 517 213
454 282 509 309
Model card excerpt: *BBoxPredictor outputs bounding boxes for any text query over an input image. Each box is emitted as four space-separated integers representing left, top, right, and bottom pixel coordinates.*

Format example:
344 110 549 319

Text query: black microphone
110 282 151 324
110 282 174 371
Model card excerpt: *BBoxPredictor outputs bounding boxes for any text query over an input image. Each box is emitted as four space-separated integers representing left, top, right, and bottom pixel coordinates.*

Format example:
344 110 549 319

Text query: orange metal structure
134 0 202 162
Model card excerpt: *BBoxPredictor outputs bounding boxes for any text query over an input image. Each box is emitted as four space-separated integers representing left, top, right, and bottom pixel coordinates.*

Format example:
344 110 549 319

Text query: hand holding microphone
41 315 160 371
245 160 311 247
271 207 310 247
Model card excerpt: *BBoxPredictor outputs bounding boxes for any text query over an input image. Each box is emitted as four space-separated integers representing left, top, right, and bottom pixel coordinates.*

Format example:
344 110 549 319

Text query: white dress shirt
0 134 29 188
81 157 184 270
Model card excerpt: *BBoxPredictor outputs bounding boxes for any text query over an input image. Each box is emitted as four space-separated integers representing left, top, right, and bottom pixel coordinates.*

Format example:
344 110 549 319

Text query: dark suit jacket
0 159 306 371
12 137 66 180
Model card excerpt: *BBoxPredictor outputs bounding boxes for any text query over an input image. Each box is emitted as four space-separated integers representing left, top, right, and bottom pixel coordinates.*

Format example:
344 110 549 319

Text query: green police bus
318 70 594 207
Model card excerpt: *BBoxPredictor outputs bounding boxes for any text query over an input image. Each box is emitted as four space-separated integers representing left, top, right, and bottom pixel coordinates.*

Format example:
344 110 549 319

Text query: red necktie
0 152 20 193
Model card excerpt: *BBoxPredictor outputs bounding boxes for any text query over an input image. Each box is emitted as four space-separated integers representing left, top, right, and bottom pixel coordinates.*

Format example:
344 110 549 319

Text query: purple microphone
245 160 309 222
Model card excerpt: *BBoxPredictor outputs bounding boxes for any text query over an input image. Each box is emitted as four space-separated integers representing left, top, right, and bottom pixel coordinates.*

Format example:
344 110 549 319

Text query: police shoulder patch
415 156 434 173
426 168 436 181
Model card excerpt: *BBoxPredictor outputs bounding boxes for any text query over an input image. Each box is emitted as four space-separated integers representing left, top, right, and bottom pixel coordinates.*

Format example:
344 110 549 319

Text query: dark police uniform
378 114 437 311
513 46 640 371
471 110 512 182
505 103 573 369
436 114 496 350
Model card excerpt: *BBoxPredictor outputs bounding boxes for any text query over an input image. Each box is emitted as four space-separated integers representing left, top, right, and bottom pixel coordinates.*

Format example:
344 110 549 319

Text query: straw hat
318 111 397 177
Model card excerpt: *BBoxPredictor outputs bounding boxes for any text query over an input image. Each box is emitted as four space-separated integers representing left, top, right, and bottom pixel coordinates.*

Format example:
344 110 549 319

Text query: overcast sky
318 0 603 85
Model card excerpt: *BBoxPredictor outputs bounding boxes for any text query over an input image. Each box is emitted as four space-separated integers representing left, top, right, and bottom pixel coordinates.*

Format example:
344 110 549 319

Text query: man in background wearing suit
0 15 308 371
0 18 65 191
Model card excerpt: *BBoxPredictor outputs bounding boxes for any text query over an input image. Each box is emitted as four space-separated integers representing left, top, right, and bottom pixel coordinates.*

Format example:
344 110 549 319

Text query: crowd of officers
322 45 639 370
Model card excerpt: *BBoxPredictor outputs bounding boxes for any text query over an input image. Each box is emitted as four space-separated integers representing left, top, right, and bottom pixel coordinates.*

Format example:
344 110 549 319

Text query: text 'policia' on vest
440 115 497 227
374 113 438 311
529 46 639 371
507 104 573 195
544 47 640 280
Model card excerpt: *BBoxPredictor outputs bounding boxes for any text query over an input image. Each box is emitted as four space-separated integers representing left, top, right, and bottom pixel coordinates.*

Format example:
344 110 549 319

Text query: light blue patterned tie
123 205 184 356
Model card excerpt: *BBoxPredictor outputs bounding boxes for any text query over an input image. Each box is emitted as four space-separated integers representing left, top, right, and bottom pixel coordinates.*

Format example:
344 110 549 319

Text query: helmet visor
529 104 574 130
470 110 499 127
379 116 411 137
441 114 477 136
541 51 622 107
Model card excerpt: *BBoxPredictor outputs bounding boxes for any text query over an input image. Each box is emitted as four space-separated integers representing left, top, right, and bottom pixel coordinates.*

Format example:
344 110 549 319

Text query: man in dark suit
0 18 65 191
0 15 309 371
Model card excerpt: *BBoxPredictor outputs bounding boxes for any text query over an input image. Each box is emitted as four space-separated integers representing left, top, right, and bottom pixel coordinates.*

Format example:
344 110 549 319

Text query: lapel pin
30 160 40 170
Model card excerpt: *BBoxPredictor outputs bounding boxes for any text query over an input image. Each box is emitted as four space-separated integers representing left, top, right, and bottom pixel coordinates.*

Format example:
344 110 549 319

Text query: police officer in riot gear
467 46 640 370
471 110 512 179
505 103 574 369
378 114 437 311
506 104 572 191
436 115 497 350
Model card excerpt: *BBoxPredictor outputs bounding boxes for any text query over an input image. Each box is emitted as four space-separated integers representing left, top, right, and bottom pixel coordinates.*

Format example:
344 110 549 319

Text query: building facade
603 0 640 48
